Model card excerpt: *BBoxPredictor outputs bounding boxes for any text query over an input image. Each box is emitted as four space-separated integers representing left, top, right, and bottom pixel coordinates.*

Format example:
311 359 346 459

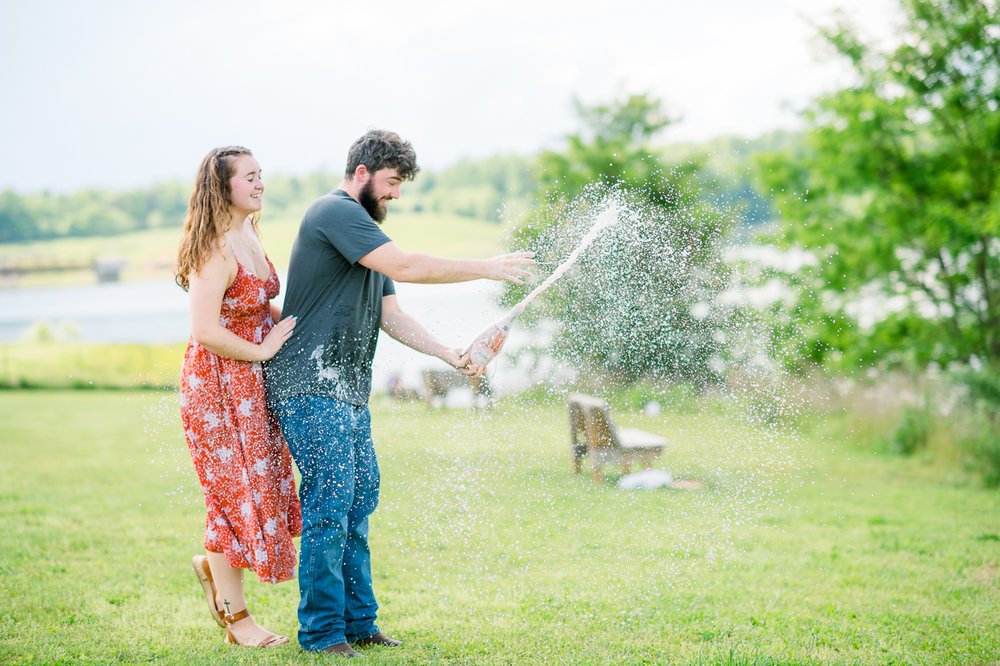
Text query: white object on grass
617 469 673 490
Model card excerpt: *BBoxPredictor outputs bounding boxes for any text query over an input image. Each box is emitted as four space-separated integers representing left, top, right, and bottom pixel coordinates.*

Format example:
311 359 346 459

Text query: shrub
887 405 930 456
965 431 1000 488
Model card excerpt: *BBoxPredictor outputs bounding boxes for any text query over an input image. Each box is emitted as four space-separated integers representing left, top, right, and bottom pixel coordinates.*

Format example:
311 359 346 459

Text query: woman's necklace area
228 229 257 256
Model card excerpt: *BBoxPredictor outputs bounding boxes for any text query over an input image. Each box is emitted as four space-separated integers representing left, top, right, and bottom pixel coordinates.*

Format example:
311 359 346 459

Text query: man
265 129 534 657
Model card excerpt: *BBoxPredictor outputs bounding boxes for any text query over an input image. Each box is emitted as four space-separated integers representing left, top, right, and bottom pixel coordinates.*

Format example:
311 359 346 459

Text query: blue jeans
274 395 381 651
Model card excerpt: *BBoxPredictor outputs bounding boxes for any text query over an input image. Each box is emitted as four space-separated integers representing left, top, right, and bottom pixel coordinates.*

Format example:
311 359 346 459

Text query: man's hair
345 129 420 181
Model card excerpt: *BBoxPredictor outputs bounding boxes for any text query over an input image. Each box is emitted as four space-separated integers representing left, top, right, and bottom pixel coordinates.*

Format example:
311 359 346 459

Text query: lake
0 277 557 394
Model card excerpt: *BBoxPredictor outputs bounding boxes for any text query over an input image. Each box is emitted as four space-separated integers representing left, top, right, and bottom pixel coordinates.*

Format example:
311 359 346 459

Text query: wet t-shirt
265 189 395 406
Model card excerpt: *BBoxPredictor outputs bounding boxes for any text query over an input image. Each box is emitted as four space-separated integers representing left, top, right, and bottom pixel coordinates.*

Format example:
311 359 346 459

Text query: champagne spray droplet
465 204 620 367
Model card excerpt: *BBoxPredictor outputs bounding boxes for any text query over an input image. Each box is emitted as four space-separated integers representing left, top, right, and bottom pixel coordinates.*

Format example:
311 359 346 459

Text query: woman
175 146 302 648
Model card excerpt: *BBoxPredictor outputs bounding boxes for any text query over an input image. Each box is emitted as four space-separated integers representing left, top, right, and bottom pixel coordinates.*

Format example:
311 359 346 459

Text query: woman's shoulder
192 238 237 283
209 236 238 263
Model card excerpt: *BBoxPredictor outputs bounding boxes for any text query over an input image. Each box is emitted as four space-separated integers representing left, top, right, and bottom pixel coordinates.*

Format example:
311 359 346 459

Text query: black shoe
321 642 359 658
353 631 402 648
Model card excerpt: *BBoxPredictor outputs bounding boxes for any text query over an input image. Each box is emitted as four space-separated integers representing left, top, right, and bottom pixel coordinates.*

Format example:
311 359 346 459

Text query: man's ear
353 164 369 183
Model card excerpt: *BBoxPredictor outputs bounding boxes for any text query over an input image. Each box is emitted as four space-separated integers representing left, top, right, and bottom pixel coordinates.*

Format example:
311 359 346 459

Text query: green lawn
0 391 997 665
0 343 185 389
0 211 507 287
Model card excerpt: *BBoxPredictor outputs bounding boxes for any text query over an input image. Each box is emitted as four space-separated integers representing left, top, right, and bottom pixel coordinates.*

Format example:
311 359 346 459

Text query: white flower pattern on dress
203 411 221 430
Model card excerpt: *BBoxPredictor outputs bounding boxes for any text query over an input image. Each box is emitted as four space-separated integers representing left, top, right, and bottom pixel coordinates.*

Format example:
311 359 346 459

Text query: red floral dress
180 258 302 584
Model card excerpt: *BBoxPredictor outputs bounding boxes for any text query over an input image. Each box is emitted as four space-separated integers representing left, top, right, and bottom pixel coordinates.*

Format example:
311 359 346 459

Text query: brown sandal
223 609 290 648
190 555 225 627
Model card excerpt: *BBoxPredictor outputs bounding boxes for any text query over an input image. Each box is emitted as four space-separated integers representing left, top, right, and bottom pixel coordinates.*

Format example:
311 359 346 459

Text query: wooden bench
422 369 492 408
568 393 667 483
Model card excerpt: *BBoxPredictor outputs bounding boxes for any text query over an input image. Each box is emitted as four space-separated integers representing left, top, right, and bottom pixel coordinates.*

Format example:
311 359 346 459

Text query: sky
0 0 902 194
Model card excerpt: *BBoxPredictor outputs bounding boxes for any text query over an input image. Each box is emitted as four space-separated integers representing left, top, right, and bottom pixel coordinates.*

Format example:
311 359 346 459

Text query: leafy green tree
0 191 38 242
411 154 535 222
755 0 999 371
506 94 735 384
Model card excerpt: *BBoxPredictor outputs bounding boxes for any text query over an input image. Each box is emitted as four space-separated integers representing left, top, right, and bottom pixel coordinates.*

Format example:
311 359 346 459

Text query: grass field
0 210 507 287
1 390 997 665
0 343 185 389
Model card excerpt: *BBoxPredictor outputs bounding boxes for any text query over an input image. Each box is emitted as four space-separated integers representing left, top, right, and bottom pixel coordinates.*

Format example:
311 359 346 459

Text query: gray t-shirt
265 189 396 406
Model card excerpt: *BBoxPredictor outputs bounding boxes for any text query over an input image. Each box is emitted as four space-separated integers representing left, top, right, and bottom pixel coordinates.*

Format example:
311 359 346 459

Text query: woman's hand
259 316 296 360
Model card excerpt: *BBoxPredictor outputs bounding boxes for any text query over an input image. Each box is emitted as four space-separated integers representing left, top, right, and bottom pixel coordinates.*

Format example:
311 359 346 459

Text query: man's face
359 167 403 223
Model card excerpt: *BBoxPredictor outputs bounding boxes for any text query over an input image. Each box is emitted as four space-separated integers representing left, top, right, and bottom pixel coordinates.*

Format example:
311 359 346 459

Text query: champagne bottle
465 306 522 367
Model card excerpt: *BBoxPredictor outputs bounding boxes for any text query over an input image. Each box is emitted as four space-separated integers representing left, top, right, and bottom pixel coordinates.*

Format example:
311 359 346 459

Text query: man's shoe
321 642 359 658
353 631 402 648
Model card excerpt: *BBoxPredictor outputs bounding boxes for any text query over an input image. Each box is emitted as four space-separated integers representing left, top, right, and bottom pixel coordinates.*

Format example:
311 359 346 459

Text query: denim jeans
274 395 380 651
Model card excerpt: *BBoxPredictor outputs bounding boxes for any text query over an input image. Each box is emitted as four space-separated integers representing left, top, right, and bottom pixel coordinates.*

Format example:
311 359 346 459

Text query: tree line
0 143 774 245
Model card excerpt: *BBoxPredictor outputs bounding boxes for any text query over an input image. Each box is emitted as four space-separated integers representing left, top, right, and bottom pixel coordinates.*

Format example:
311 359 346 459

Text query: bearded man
265 129 533 657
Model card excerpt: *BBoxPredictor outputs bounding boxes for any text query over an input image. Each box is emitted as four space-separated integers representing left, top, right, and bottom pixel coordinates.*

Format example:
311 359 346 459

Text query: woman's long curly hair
175 146 257 290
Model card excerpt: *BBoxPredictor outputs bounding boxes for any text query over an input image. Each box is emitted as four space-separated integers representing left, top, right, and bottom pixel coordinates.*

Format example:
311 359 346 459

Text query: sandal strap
258 633 289 648
225 626 289 648
223 608 250 625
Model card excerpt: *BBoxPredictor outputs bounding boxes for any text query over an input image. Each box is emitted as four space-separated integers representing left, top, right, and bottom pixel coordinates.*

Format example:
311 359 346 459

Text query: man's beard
359 180 387 223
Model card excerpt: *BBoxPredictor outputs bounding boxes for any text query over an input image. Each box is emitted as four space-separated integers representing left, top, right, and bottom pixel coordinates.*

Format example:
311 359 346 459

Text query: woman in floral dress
175 146 302 648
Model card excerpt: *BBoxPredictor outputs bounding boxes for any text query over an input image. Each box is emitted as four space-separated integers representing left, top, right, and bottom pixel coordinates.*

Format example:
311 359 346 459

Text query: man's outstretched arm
359 242 534 285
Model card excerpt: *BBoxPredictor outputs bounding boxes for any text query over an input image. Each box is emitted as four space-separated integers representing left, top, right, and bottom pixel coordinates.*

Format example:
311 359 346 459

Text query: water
0 279 190 343
0 277 554 394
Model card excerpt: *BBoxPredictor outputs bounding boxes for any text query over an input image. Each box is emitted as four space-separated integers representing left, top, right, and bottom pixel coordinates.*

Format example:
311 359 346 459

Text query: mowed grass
0 390 998 665
0 343 185 389
0 210 507 287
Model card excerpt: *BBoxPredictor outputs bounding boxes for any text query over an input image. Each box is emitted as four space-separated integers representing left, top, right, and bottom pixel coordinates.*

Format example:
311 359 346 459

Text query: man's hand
485 251 536 284
446 349 486 376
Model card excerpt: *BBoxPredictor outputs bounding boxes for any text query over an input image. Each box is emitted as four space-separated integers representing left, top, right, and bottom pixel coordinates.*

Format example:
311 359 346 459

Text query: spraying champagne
463 203 620 368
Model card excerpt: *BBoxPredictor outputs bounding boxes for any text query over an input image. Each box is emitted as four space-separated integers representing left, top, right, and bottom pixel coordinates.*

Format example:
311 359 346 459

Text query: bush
954 368 1000 487
887 405 930 456
965 431 1000 488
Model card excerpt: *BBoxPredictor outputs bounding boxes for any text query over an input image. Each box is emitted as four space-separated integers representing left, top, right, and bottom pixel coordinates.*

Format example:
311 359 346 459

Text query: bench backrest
567 393 620 450
585 403 619 450
568 400 585 445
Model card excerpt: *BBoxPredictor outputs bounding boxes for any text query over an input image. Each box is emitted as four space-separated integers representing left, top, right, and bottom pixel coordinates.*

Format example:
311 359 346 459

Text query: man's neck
338 179 359 202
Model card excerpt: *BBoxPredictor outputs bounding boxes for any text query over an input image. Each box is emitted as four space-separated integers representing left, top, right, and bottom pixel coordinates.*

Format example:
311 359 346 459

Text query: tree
0 191 38 242
505 94 735 385
755 0 999 371
410 154 535 222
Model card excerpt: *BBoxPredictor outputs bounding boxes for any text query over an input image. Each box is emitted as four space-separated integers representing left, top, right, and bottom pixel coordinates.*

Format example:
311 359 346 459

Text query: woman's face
227 154 264 217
